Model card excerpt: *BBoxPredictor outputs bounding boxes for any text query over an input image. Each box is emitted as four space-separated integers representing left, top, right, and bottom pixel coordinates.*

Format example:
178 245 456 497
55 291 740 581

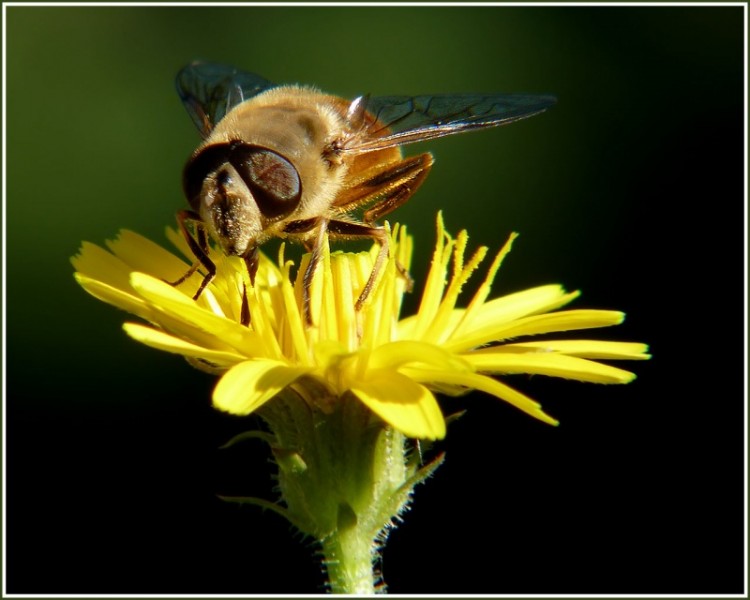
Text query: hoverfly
175 61 555 324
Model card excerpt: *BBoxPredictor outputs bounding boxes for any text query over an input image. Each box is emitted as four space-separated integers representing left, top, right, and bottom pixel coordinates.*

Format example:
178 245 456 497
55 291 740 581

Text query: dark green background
6 5 745 594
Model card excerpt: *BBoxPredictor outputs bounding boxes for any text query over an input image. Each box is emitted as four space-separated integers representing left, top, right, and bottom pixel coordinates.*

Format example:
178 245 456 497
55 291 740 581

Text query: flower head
72 213 649 440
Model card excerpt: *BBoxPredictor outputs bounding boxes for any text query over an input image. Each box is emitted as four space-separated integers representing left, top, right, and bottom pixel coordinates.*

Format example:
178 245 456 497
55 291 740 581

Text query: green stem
320 508 378 594
252 387 440 593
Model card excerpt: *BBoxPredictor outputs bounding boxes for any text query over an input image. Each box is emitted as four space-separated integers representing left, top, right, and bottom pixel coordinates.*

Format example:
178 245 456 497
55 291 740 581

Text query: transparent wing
342 93 557 153
176 61 276 138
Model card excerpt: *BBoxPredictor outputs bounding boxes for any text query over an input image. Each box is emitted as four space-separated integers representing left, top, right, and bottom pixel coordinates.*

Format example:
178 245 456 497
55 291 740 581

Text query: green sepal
219 429 277 449
217 495 308 534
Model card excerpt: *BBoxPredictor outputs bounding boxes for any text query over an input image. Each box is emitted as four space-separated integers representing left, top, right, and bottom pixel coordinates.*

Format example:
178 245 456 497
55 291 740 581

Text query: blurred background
5 5 745 595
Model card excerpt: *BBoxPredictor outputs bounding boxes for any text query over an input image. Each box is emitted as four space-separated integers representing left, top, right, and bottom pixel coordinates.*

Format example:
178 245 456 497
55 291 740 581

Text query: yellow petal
123 323 246 367
129 272 262 355
446 232 516 340
213 360 309 415
71 242 136 291
408 213 453 339
464 352 637 384
446 309 625 352
74 274 153 321
399 285 578 342
330 251 359 351
369 340 471 373
422 241 488 344
402 368 558 426
351 371 446 440
483 339 651 360
106 230 193 281
472 284 579 324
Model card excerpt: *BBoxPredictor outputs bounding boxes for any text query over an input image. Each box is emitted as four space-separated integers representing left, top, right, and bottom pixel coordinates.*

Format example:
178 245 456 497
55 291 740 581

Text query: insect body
176 61 555 323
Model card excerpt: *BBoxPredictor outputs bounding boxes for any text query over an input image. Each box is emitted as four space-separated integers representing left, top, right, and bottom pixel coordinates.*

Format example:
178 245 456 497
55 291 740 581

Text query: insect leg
280 217 330 325
362 153 433 223
331 153 433 220
302 218 329 325
326 220 389 312
240 247 259 327
170 209 216 300
328 154 432 299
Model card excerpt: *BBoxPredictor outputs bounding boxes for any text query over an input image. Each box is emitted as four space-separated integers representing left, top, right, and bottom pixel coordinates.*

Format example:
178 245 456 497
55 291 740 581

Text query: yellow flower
71 213 649 440
72 212 651 592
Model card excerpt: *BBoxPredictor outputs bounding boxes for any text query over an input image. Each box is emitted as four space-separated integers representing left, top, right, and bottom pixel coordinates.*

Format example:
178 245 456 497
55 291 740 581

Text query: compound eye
183 144 233 210
230 146 302 219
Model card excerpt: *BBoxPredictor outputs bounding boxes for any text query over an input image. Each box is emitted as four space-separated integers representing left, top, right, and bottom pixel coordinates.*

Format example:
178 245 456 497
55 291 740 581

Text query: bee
175 61 555 324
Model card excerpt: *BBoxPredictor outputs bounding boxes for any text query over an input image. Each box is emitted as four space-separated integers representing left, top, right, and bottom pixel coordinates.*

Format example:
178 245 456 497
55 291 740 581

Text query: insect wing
176 62 276 138
343 93 557 153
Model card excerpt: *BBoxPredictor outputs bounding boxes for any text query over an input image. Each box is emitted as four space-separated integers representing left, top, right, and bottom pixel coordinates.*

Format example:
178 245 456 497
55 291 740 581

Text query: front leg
282 217 326 325
302 218 330 325
240 247 259 327
169 209 216 300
